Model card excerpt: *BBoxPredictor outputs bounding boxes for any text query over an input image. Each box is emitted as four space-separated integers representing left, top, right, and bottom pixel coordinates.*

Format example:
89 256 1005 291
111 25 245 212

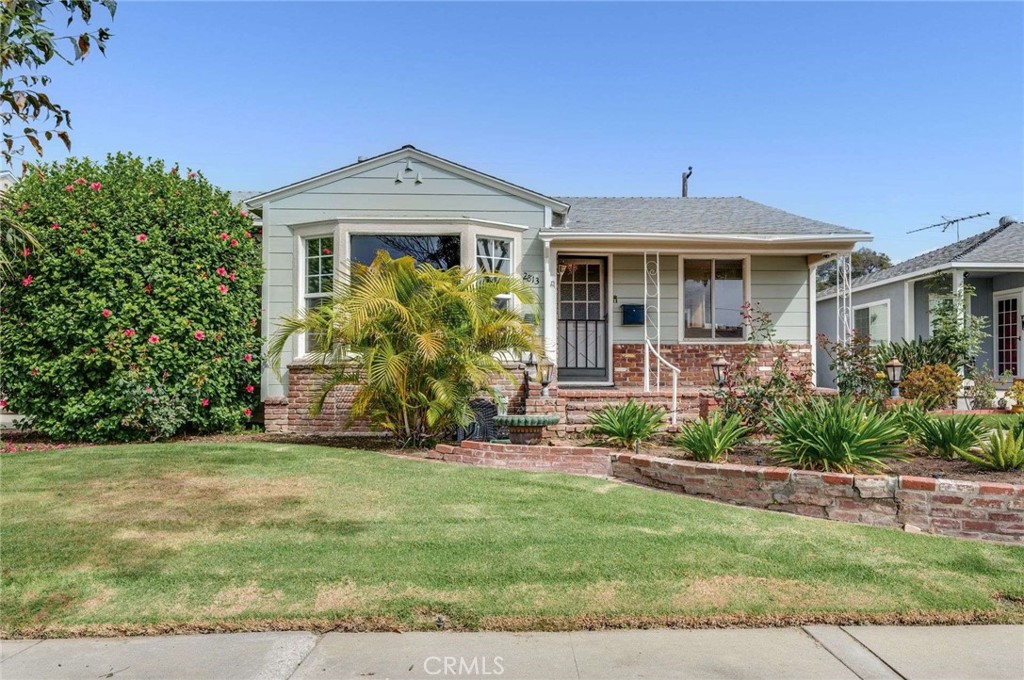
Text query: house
816 217 1024 388
243 145 870 435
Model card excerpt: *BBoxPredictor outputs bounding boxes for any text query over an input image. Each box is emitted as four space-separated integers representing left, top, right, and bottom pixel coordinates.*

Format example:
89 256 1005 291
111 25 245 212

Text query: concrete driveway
1 625 1021 680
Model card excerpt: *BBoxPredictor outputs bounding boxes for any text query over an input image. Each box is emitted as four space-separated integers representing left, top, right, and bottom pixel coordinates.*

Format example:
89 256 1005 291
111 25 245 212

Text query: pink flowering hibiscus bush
0 153 262 441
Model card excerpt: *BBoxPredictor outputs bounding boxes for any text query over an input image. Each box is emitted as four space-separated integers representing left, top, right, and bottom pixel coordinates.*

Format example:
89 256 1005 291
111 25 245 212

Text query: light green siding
750 256 809 342
610 255 679 343
260 157 548 398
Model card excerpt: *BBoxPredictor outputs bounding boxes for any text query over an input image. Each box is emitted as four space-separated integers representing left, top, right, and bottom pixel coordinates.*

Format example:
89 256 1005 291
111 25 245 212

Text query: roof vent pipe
998 215 1017 227
681 167 693 197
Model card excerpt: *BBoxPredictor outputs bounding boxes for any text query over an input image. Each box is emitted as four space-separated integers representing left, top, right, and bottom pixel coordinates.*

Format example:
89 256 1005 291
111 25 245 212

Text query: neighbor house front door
995 291 1022 378
557 258 608 382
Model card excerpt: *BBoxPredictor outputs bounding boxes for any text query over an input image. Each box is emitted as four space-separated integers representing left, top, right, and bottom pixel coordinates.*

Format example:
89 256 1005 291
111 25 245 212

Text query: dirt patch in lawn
641 443 1024 484
673 576 894 611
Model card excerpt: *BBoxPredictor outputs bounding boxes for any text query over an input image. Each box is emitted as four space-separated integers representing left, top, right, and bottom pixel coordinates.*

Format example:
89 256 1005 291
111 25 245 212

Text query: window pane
854 308 871 338
476 237 512 275
683 259 713 338
714 260 744 338
351 234 461 269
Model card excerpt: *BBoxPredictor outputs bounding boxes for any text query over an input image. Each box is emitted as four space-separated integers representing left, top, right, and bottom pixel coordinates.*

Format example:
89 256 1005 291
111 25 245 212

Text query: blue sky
35 1 1024 261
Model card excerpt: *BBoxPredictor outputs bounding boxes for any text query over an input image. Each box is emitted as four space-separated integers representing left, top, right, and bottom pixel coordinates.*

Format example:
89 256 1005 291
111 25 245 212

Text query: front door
557 258 608 382
995 291 1022 377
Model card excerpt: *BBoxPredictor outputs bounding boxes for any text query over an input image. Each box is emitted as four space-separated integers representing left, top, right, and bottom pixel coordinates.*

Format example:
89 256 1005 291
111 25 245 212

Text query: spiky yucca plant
586 400 665 449
910 413 985 459
770 396 907 473
268 252 539 446
675 413 750 462
957 429 1024 471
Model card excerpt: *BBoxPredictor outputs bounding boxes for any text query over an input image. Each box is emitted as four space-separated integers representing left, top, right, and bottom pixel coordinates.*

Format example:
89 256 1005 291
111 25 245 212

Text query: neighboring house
816 217 1024 388
243 145 870 434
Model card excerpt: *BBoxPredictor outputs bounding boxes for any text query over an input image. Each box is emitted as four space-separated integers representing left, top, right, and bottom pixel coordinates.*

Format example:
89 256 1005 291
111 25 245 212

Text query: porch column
542 240 558 366
952 268 965 327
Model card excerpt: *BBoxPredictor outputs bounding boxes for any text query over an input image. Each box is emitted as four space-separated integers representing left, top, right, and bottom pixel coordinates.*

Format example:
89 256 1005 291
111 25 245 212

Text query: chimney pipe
681 167 693 197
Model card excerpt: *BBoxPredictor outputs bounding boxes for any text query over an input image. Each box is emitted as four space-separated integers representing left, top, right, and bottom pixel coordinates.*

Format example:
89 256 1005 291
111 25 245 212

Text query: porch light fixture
538 357 554 396
711 356 728 387
885 358 904 398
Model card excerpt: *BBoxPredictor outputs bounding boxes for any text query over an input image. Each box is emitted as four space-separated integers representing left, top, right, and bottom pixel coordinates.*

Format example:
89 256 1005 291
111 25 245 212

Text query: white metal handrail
645 339 680 424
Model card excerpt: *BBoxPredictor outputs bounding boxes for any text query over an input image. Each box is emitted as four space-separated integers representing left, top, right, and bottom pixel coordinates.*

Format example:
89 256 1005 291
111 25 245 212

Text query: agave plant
909 413 985 459
268 252 539 447
586 400 665 449
957 429 1024 471
675 413 750 462
769 396 907 473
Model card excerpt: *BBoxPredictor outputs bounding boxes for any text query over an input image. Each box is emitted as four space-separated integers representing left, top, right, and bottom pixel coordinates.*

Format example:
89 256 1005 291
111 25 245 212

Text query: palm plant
957 429 1024 471
769 396 907 473
268 252 540 447
909 413 985 459
586 400 665 449
675 413 750 462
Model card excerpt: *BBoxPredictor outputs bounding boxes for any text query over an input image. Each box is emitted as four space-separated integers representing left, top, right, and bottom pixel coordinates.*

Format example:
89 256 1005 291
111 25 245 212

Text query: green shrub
888 400 929 442
675 413 750 462
587 400 664 449
911 414 985 459
0 154 262 441
957 429 1024 471
769 396 907 473
899 363 961 410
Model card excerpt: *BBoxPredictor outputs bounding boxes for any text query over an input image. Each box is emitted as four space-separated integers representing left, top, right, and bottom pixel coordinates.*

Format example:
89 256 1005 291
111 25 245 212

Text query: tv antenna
907 211 990 241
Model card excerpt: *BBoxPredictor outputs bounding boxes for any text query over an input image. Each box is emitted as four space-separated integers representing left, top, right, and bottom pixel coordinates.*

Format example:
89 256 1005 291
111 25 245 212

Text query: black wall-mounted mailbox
621 304 644 326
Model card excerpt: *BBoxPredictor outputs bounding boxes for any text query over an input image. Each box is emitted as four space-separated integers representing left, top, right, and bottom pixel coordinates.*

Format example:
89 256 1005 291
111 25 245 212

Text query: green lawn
2 442 1023 637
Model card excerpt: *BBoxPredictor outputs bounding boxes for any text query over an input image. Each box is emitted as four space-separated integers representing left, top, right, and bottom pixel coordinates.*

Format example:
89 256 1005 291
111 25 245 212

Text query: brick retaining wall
612 453 1024 544
432 440 613 476
611 342 812 387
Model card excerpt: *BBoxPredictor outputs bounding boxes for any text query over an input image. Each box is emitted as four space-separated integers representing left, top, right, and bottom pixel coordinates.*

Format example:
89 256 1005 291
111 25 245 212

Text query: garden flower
216 266 227 276
102 309 112 318
230 239 239 247
170 167 178 175
90 182 102 191
219 232 229 240
218 284 229 294
75 177 87 185
244 231 252 238
124 329 136 337
31 369 38 376
201 398 210 407
64 184 74 193
143 283 153 294
323 247 331 255
240 209 248 218
21 248 30 257
0 399 7 409
188 171 197 179
51 222 60 230
148 334 160 344
214 355 221 361
136 233 148 242
244 408 253 417
244 354 253 362
74 249 81 255
245 385 254 393
21 275 32 287
229 273 237 282
194 331 205 341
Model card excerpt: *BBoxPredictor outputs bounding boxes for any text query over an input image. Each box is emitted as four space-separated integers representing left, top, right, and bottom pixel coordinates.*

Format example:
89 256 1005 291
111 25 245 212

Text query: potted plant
493 414 560 445
1009 380 1024 414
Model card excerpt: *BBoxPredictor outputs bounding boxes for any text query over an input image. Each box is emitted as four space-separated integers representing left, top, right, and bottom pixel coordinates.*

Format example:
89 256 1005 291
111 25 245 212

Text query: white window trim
992 288 1023 379
852 300 891 344
294 228 337 358
476 235 515 308
677 254 751 343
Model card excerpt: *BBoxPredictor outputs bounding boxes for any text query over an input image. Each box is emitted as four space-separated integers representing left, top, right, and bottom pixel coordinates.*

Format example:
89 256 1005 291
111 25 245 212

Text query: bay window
682 258 746 340
350 234 461 269
303 235 334 352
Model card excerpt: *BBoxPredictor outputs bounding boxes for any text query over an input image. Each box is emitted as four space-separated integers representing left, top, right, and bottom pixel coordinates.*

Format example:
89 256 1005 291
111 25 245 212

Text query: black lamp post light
885 358 904 399
525 353 555 396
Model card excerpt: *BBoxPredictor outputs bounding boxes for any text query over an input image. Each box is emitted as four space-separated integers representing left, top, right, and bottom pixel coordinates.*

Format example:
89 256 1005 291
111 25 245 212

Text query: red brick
932 495 966 505
900 476 937 491
978 483 1018 496
822 473 854 486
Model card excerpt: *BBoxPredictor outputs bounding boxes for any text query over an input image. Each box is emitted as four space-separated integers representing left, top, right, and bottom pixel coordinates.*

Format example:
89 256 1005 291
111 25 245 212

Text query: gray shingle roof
554 197 868 237
230 190 262 206
819 219 1024 297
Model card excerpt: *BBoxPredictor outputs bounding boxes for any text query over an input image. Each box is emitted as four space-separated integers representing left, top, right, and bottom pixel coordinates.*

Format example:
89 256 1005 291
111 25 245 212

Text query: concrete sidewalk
1 625 1021 680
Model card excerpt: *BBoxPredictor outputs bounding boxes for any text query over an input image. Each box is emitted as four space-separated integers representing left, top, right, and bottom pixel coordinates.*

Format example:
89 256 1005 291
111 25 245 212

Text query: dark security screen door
557 258 608 381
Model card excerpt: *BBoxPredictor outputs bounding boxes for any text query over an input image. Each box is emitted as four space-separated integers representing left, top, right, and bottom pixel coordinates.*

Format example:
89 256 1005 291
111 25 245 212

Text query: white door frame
556 256 610 383
993 288 1023 378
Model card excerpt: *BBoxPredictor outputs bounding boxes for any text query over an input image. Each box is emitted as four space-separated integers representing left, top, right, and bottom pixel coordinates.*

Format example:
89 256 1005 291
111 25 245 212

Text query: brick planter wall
612 453 1024 544
611 342 812 387
432 440 613 476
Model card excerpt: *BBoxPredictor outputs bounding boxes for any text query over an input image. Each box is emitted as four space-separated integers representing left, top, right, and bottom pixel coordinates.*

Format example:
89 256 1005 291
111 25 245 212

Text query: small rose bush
0 153 262 441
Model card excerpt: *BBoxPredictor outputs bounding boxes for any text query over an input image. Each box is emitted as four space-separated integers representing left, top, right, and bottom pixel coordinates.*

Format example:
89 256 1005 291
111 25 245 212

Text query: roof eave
540 231 871 244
